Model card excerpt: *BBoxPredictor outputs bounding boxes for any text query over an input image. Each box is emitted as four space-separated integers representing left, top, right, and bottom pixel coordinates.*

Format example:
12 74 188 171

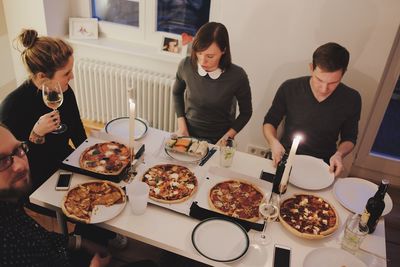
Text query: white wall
3 0 48 85
3 0 400 171
0 0 15 99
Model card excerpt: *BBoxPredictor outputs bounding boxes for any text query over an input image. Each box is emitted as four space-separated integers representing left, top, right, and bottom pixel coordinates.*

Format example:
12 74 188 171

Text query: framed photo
69 18 98 40
160 36 186 56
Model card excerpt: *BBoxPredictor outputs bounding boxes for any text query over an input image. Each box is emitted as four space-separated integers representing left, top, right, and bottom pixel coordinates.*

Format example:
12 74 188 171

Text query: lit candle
280 134 302 192
129 98 136 149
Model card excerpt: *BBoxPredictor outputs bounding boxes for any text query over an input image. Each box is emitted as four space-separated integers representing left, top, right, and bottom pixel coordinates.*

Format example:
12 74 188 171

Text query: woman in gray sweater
172 22 252 144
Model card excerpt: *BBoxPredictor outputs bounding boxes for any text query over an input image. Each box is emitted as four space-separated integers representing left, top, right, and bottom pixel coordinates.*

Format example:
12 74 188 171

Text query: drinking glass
42 80 67 134
254 197 279 245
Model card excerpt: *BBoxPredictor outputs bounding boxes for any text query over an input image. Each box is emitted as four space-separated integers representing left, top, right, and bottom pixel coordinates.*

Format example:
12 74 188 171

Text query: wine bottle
362 179 389 233
272 152 289 194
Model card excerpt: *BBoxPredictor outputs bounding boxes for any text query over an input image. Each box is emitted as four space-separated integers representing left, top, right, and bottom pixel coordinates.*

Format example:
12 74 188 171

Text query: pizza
142 164 198 203
62 181 126 223
79 141 130 175
279 194 339 239
208 180 264 222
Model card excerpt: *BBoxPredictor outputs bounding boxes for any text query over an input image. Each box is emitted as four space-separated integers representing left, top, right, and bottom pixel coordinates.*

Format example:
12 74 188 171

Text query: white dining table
29 127 387 267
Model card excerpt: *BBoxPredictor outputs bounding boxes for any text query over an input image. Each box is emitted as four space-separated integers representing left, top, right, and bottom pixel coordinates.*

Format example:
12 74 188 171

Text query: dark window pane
371 77 400 160
92 0 139 27
157 0 210 36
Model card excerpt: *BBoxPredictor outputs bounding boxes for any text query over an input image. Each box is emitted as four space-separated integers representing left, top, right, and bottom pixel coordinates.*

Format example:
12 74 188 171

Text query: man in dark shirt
263 42 361 176
0 123 111 267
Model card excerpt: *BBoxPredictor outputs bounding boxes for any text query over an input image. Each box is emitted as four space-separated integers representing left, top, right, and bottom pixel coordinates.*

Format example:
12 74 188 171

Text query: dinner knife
131 144 145 166
199 147 217 166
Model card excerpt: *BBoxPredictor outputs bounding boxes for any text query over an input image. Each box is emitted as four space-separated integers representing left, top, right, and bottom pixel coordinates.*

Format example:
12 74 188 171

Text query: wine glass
42 80 67 134
254 197 279 246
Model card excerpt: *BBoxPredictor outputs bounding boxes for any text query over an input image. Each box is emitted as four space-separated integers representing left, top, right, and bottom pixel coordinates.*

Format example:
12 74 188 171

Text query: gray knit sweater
173 57 252 142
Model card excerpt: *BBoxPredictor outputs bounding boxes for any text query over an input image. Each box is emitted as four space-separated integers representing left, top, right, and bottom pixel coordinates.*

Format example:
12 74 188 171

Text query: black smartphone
55 172 72 191
273 244 291 267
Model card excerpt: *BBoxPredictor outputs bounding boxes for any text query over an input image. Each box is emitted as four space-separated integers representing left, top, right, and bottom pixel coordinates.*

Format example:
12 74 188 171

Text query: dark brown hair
312 42 350 74
15 29 73 78
191 22 232 70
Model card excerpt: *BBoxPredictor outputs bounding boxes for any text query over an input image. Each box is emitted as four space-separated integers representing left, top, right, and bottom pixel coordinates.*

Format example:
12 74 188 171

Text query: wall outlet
247 144 269 158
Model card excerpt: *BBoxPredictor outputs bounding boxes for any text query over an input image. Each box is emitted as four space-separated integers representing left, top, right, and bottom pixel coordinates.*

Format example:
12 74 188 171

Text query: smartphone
273 244 291 267
55 172 72 190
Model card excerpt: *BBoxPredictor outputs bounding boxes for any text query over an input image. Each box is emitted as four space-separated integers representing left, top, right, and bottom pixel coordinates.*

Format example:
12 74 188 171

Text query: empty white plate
105 117 148 140
191 218 249 262
333 177 393 216
303 247 366 267
290 155 334 190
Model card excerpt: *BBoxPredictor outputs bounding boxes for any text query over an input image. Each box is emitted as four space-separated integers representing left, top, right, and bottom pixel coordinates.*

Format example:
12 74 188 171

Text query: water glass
341 213 369 254
219 138 236 167
126 180 150 215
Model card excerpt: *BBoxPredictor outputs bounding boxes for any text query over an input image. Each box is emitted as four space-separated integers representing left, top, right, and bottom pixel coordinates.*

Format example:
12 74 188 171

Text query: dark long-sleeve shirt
264 76 361 162
173 57 252 143
0 80 86 189
0 201 71 267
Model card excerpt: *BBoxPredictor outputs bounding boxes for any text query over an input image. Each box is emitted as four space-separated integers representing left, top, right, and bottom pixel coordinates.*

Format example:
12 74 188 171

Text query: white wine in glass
42 81 67 134
254 201 279 246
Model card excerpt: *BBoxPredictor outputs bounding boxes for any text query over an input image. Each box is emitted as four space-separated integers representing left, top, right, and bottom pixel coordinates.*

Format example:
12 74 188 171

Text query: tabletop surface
30 127 387 267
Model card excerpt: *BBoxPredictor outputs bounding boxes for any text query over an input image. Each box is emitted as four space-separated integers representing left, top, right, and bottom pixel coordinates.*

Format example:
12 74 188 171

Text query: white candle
129 98 136 149
280 135 302 191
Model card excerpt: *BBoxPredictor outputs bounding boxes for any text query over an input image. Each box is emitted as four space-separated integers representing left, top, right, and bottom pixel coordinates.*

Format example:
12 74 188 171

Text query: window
92 0 140 27
157 0 210 36
87 0 217 45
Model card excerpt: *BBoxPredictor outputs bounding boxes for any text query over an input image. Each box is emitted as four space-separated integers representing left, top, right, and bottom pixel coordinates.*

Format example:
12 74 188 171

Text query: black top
0 80 86 189
0 201 71 267
263 76 362 162
173 57 252 143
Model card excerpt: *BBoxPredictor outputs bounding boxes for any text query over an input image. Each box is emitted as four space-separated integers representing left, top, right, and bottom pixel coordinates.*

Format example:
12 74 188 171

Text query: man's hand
32 110 60 136
89 253 112 267
329 152 344 177
270 139 286 167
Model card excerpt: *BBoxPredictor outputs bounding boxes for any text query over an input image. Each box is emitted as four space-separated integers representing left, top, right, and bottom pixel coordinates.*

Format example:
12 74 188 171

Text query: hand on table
270 139 286 167
32 110 60 136
329 152 344 177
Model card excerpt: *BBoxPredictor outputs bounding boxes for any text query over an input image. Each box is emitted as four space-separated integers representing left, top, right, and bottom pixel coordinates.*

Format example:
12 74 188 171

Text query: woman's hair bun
20 29 38 49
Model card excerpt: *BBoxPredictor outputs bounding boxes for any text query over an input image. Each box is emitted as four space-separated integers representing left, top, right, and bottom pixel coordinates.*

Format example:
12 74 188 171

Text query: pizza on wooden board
208 179 265 222
279 194 339 239
142 164 198 203
62 180 126 223
79 141 130 175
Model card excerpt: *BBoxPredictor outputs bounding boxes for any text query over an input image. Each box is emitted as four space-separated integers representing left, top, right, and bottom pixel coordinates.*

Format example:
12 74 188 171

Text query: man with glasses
0 123 111 267
0 123 160 267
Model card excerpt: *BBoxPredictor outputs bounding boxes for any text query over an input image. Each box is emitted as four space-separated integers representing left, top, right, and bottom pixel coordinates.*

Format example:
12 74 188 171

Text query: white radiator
73 58 177 132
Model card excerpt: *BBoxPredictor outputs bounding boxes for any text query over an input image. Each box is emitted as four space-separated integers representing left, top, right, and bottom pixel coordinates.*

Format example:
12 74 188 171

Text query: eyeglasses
0 142 29 172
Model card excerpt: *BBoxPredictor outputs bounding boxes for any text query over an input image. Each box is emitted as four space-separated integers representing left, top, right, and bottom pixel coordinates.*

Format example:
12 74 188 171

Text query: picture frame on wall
160 35 186 56
69 18 98 40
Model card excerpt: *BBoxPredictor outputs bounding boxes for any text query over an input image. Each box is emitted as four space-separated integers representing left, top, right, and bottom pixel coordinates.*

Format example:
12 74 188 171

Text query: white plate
290 155 334 190
105 117 148 140
165 137 209 163
303 247 366 267
333 177 393 216
192 218 249 262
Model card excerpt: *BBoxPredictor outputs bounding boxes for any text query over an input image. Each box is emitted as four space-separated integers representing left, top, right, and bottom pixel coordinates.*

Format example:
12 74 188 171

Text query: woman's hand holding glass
32 111 61 136
42 80 67 134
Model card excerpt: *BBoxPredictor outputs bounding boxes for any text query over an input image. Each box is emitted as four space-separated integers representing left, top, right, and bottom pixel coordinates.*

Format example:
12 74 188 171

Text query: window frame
90 0 219 45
